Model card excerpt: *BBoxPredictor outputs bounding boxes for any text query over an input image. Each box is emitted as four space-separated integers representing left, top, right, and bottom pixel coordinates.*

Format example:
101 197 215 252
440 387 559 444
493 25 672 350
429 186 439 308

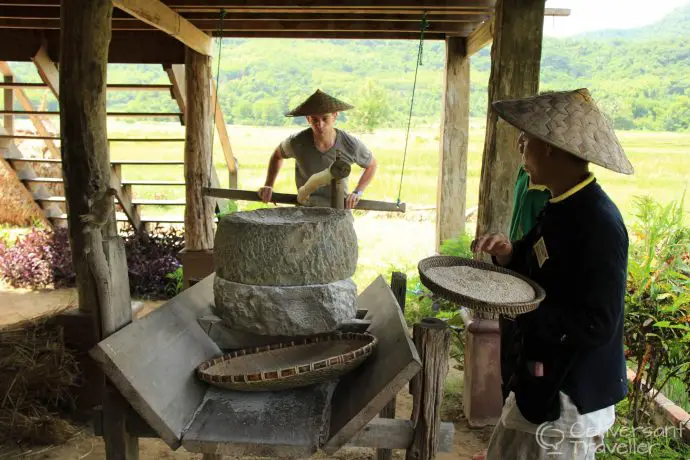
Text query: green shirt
508 166 551 241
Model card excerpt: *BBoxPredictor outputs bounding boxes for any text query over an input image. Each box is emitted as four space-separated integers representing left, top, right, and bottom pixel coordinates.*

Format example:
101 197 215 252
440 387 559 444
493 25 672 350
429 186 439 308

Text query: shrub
624 194 690 426
0 226 184 300
0 229 54 289
121 226 184 299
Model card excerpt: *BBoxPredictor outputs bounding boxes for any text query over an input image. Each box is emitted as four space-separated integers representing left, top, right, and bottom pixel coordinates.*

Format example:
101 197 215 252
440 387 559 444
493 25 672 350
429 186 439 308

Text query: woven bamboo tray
197 332 377 391
417 255 545 316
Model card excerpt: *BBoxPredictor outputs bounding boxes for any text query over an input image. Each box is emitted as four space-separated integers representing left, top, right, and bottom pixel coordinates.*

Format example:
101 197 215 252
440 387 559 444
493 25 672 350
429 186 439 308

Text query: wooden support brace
32 44 59 97
113 0 212 56
407 318 452 460
377 271 407 460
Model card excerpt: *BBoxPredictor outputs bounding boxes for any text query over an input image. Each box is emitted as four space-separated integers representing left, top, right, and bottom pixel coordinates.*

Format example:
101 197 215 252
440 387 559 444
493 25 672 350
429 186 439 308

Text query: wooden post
330 179 346 209
184 47 215 250
436 36 470 252
463 316 502 427
3 75 12 133
60 0 138 459
406 318 451 460
377 271 407 460
475 0 545 239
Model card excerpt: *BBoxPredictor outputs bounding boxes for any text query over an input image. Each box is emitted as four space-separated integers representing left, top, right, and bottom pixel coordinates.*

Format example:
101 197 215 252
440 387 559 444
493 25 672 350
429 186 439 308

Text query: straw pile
0 307 81 446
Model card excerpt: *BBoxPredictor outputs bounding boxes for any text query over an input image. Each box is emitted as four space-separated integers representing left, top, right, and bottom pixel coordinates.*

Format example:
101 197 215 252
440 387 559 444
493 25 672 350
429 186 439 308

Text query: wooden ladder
0 47 238 232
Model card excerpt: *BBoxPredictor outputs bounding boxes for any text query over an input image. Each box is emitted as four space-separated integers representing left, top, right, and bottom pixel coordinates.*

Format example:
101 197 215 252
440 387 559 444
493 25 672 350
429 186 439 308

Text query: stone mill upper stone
214 207 358 286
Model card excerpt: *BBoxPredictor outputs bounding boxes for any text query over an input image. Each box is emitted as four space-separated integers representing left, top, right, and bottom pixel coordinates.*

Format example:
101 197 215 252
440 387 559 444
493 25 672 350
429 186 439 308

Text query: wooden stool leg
406 318 451 460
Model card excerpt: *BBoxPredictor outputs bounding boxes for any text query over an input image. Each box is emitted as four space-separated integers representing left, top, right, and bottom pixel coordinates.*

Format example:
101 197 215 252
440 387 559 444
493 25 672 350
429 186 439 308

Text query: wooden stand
88 275 455 458
377 271 407 460
179 248 214 289
463 314 502 427
407 318 452 460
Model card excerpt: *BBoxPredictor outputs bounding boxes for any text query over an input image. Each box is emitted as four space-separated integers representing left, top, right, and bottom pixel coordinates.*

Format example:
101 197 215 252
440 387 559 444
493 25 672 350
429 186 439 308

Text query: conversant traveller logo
535 420 686 456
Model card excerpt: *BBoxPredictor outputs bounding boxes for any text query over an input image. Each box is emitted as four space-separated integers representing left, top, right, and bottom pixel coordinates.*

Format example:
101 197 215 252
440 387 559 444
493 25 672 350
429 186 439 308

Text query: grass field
106 119 690 225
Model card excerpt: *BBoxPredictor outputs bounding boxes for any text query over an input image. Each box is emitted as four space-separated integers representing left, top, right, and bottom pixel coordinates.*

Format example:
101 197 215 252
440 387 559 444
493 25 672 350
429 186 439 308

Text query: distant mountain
8 4 690 132
576 4 690 40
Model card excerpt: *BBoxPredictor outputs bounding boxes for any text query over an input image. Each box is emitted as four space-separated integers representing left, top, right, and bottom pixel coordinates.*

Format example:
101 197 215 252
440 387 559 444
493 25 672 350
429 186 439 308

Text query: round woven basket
197 332 377 391
417 256 545 316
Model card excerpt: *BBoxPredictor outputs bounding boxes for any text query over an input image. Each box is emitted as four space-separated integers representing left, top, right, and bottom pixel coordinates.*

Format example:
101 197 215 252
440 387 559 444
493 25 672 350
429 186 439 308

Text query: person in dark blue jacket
473 88 634 459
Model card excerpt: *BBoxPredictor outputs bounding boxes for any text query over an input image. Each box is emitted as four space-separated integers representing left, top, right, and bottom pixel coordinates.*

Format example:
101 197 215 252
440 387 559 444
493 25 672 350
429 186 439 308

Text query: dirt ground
0 280 490 459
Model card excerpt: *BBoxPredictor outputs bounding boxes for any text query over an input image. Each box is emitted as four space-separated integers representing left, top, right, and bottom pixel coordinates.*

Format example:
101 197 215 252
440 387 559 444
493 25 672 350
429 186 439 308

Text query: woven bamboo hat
492 88 634 175
285 89 354 117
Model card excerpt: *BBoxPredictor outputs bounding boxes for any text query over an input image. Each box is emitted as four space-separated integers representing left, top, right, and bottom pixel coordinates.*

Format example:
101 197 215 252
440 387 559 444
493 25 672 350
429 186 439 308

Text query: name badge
533 236 549 268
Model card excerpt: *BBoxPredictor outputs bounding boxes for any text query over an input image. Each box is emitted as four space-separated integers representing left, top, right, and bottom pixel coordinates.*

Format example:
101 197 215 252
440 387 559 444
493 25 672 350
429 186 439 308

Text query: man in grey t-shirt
257 89 378 209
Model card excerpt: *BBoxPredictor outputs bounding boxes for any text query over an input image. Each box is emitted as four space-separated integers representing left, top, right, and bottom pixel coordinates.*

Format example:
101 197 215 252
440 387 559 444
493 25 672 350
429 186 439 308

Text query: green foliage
597 398 690 460
345 79 392 134
439 231 474 259
624 194 690 426
165 266 184 297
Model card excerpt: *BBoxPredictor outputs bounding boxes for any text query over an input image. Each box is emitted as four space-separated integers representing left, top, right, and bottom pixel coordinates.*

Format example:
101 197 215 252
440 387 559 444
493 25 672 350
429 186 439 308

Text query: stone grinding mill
87 157 456 457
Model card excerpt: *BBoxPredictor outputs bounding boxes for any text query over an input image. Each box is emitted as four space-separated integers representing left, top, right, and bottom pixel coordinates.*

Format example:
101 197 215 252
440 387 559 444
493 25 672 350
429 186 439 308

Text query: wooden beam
436 36 470 251
0 17 471 34
204 187 406 213
184 47 215 251
476 0 545 241
163 0 494 10
3 75 12 133
466 18 493 56
210 79 237 180
112 0 212 56
0 82 173 91
109 164 143 233
116 19 472 34
544 8 571 17
0 7 485 21
32 44 59 96
0 110 182 117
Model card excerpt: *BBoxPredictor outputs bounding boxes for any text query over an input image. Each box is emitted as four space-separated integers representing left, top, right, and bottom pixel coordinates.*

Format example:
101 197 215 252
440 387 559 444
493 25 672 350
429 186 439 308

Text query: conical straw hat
492 88 634 175
285 89 354 117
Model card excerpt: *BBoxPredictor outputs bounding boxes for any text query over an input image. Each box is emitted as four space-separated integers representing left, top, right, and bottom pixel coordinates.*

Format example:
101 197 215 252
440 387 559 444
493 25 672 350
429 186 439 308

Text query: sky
543 0 690 36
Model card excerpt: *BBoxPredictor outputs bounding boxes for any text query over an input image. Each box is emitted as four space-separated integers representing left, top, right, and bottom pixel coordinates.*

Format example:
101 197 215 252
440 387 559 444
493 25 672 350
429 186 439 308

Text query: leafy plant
597 398 690 460
165 266 184 297
121 226 184 299
0 229 54 289
624 194 690 426
0 226 185 300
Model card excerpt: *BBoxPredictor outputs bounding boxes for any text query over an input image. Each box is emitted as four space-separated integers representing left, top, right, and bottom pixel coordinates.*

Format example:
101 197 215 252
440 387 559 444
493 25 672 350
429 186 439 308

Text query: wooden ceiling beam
0 29 186 64
112 0 212 56
0 18 474 34
0 8 482 21
163 0 494 9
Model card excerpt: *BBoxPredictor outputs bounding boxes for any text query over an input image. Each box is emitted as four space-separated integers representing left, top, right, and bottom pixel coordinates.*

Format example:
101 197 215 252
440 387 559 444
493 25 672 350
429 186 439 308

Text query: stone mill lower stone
212 276 357 337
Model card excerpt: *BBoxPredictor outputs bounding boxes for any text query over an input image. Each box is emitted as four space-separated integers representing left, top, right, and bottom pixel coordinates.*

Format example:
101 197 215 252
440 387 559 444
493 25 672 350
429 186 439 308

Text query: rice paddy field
106 119 690 226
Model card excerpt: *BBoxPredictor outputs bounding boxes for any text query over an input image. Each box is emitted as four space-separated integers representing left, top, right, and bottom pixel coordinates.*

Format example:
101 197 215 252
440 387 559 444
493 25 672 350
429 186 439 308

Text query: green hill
9 4 690 132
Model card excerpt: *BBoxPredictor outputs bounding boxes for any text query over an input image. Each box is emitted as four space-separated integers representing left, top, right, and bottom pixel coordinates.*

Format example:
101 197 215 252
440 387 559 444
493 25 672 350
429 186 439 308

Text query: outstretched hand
345 192 361 209
471 233 513 265
257 186 273 203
